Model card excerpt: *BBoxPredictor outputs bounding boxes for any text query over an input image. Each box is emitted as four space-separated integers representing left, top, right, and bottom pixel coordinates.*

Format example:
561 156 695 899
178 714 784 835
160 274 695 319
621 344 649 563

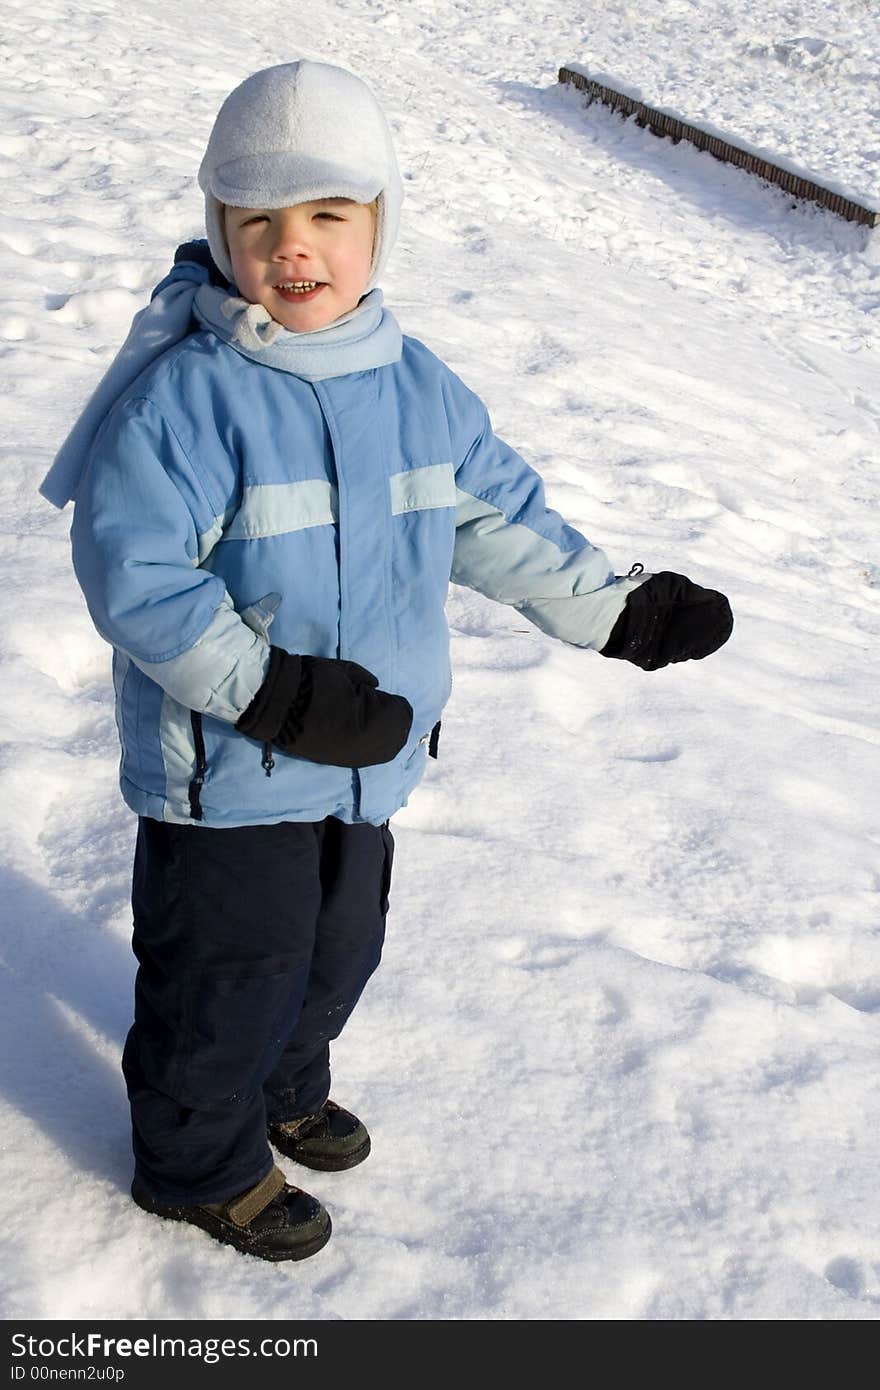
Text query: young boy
45 61 732 1263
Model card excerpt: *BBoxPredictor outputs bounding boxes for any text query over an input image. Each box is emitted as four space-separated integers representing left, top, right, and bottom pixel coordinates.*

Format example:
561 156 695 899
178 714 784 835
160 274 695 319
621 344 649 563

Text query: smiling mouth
275 280 326 299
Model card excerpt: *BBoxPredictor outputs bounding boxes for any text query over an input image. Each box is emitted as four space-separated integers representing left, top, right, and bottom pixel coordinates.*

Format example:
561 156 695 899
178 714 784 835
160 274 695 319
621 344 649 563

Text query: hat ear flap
206 194 235 286
365 192 384 292
367 150 403 292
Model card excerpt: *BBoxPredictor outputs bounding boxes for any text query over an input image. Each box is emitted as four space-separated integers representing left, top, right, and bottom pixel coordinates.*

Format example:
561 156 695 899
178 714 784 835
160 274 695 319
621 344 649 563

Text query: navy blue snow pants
121 815 393 1204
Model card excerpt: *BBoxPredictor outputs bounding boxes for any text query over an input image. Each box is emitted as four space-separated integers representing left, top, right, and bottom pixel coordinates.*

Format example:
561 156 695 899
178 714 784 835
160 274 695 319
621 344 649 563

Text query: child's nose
270 216 315 260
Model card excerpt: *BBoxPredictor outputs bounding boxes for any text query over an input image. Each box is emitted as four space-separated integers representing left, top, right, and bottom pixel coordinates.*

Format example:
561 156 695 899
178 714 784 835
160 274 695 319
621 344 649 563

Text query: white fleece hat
198 61 403 291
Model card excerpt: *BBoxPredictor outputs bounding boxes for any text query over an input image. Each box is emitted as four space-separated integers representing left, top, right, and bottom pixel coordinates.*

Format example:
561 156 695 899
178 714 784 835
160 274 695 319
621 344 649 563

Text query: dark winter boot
268 1100 371 1172
131 1164 331 1262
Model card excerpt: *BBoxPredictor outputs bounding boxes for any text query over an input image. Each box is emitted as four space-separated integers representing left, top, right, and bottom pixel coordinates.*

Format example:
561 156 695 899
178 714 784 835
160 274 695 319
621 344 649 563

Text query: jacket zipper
188 711 207 822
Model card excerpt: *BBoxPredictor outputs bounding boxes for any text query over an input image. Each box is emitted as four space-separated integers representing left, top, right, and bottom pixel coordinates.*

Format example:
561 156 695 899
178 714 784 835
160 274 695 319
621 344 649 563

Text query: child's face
224 198 376 331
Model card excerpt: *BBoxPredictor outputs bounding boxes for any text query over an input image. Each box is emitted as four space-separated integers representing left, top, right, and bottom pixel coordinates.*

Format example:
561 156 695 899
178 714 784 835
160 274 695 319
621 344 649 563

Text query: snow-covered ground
2 0 879 1320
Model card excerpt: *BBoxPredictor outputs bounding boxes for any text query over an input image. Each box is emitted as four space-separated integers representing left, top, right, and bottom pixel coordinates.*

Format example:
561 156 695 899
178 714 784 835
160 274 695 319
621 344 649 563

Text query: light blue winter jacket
68 262 641 827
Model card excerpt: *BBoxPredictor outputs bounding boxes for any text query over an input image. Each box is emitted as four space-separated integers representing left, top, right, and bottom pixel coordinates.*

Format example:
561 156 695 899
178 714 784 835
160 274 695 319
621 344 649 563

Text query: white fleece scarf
193 282 401 373
40 257 402 509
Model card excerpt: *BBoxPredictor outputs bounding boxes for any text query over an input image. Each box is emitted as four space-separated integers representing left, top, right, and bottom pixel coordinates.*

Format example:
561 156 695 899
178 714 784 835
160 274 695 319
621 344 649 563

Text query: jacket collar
192 283 402 379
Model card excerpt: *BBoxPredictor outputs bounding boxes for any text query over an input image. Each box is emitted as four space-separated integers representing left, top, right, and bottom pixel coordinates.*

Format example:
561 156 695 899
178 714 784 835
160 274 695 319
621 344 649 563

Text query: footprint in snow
614 746 682 764
509 937 590 971
824 1257 880 1302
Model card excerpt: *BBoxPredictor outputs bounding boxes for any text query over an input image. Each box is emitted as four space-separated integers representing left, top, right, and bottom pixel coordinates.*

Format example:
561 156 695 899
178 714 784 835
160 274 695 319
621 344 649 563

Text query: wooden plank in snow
559 65 879 229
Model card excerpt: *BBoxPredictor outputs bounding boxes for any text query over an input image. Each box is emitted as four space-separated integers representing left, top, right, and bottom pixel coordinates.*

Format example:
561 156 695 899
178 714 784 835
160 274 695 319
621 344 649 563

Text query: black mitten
600 571 733 671
236 648 413 767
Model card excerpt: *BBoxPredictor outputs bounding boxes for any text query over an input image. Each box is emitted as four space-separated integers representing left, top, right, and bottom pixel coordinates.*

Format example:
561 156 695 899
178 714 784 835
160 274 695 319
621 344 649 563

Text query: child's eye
242 215 269 226
316 212 344 221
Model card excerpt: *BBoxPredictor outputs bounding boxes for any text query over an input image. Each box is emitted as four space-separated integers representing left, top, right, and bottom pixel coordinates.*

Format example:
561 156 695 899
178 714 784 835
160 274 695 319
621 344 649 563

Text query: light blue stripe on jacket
390 464 456 515
221 480 339 540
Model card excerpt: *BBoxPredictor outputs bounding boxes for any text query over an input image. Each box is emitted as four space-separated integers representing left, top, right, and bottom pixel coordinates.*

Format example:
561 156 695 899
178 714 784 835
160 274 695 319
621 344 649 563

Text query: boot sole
270 1132 371 1172
131 1183 332 1262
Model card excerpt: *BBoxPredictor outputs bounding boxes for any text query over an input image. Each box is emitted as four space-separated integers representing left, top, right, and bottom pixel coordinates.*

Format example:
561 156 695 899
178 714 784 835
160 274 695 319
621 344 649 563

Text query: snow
2 0 879 1321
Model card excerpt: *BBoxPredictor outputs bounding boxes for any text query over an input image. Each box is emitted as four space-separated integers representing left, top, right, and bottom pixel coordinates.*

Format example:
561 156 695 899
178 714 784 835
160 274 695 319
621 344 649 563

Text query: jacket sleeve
71 395 270 720
447 377 643 651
